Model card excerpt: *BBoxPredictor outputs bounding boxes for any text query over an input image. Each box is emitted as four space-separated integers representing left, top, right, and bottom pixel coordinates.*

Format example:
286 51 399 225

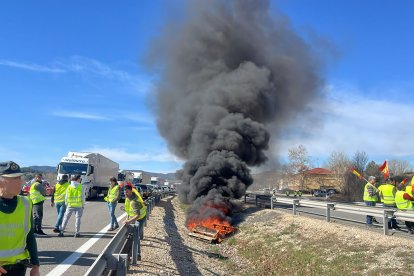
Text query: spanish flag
378 160 389 179
401 178 408 185
351 168 363 179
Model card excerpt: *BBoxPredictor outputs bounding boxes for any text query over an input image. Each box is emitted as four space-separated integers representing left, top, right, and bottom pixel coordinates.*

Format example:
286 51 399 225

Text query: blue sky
1 0 414 172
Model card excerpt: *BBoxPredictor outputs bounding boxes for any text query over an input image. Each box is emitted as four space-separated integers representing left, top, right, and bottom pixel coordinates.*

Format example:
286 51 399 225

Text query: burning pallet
188 223 237 243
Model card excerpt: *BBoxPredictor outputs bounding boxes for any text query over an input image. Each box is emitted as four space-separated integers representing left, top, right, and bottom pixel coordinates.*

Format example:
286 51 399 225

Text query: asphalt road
29 197 125 276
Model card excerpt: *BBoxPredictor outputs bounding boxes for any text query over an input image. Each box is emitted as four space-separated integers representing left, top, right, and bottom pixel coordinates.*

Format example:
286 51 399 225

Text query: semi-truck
150 176 159 185
118 170 133 183
132 172 143 184
56 152 119 199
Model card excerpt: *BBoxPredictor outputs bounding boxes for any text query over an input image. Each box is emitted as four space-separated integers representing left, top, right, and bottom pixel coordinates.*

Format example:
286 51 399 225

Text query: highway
30 197 125 275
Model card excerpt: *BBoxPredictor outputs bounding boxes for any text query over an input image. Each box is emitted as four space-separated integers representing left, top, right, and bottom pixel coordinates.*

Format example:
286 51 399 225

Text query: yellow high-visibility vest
0 196 31 266
125 196 146 221
29 181 46 204
54 182 69 203
105 185 119 202
378 184 395 205
406 185 413 197
66 185 83 207
363 183 378 202
395 190 414 210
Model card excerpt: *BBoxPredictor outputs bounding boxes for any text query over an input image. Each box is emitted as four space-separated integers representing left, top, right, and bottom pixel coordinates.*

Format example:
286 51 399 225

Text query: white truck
56 152 119 199
150 176 159 185
132 172 143 184
118 170 134 183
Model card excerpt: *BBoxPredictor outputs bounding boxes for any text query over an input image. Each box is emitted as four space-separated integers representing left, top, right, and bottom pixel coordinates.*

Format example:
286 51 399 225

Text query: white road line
45 213 127 276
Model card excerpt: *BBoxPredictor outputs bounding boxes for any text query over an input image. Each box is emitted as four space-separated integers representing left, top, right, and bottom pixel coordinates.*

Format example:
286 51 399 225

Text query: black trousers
33 202 44 231
2 263 27 276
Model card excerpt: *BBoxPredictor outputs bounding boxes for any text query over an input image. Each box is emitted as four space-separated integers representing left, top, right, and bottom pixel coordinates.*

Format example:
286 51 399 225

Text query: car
135 184 153 199
314 190 328 197
21 180 53 196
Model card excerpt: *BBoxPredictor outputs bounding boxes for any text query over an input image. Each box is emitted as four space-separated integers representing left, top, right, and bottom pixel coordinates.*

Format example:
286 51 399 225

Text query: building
287 168 340 191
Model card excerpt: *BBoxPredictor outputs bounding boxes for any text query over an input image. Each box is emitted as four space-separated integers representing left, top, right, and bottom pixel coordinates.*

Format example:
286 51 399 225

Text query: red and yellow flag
401 178 408 185
351 168 363 179
378 160 389 179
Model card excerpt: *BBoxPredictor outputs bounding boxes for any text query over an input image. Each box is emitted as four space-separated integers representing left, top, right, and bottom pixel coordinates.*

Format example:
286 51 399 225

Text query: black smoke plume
150 0 323 225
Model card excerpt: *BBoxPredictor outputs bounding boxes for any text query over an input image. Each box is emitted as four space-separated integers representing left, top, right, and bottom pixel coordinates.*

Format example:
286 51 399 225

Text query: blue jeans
383 204 398 228
135 215 146 240
55 202 66 229
365 201 376 224
108 202 119 228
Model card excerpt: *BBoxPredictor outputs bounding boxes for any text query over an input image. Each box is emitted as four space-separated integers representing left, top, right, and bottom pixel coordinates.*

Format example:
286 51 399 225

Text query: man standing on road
29 173 47 235
51 174 69 233
124 184 146 240
105 177 120 231
58 174 85 238
364 176 379 226
0 161 40 276
378 177 399 229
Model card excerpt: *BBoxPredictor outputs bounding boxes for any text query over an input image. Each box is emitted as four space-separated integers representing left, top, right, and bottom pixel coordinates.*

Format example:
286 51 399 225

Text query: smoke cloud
150 0 323 224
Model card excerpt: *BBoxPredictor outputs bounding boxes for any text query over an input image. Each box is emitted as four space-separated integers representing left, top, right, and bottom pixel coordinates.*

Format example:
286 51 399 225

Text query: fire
187 216 231 232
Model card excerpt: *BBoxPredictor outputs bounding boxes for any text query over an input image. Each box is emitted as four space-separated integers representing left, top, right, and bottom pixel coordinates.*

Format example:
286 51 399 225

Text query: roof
304 168 334 175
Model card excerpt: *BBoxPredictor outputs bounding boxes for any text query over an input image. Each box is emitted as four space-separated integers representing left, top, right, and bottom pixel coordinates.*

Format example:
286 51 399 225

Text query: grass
220 220 411 275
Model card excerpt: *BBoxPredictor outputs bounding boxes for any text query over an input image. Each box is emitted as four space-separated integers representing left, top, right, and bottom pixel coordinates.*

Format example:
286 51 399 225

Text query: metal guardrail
265 196 414 236
85 191 176 276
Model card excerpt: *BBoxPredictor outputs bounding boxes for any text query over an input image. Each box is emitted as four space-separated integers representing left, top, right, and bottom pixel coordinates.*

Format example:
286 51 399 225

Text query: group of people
364 175 414 233
0 160 147 276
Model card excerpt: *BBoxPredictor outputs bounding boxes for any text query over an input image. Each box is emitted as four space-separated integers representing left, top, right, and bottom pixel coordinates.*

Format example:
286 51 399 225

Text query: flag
351 168 363 179
401 178 408 185
378 160 389 179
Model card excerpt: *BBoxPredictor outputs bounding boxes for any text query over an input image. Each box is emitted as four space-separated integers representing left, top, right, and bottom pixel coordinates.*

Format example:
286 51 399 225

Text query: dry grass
216 209 414 275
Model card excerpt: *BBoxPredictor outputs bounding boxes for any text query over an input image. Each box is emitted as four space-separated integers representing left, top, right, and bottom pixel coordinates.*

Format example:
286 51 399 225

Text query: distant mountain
22 166 56 173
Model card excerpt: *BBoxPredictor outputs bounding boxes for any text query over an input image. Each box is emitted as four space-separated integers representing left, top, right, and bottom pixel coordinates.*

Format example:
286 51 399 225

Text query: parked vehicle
21 180 53 196
314 190 328 197
56 152 119 199
135 184 153 199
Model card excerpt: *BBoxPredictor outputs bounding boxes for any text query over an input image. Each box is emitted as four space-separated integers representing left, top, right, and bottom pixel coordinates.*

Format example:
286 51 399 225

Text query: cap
368 176 376 181
0 161 24 177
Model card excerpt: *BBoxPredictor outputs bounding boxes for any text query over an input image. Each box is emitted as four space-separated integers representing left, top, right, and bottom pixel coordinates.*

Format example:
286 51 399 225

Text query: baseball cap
0 161 24 177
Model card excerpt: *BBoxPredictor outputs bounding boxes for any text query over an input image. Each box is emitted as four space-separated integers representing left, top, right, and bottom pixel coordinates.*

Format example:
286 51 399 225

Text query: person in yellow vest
405 182 414 197
105 177 120 231
0 161 40 276
124 184 147 240
58 175 85 238
51 174 70 233
378 177 399 229
29 173 47 235
395 184 414 234
363 176 379 225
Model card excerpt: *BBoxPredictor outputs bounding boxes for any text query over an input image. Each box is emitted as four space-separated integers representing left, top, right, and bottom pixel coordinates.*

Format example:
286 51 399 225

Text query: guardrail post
383 210 394 235
244 194 247 203
255 196 258 207
132 222 141 264
113 254 128 276
293 199 299 215
326 203 335 222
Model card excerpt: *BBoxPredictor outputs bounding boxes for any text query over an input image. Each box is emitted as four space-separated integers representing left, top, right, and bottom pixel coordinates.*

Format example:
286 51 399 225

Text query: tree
365 161 380 180
287 145 312 190
388 159 412 177
343 151 369 201
326 151 351 192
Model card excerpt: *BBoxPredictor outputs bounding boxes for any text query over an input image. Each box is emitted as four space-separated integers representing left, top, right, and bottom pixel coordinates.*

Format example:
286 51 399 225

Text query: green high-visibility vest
0 196 31 266
363 183 378 202
105 185 119 203
379 184 395 205
54 182 69 203
125 196 146 221
66 185 83 207
29 181 45 204
395 190 414 210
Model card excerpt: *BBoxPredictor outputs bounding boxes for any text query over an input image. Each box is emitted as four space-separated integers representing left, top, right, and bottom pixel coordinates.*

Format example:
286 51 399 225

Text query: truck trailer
56 152 119 199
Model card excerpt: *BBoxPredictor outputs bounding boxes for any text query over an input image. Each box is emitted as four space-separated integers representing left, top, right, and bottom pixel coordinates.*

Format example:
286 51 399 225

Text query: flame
187 216 231 231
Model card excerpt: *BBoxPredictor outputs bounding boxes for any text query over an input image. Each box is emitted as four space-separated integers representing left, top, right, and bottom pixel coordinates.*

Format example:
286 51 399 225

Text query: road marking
45 212 127 276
